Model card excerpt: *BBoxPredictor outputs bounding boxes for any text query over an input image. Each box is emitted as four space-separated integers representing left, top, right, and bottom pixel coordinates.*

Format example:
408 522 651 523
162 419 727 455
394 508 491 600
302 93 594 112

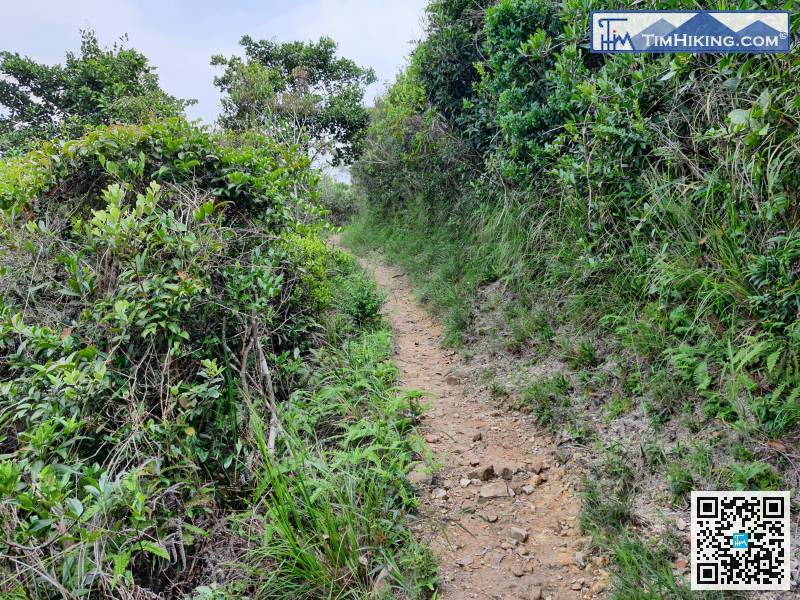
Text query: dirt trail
359 254 607 599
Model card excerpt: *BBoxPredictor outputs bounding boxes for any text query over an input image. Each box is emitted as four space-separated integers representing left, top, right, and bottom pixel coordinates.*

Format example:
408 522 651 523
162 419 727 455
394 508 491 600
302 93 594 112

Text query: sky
1 0 429 124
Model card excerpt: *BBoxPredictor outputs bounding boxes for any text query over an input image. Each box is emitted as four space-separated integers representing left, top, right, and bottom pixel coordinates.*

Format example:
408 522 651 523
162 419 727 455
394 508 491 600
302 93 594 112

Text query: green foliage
354 0 800 441
336 271 386 329
0 30 190 153
579 448 724 599
212 36 376 165
0 117 315 219
212 59 283 131
728 461 784 491
413 0 495 153
604 393 633 423
0 111 433 598
666 463 694 502
523 374 572 428
562 339 599 369
278 231 345 316
241 329 435 599
317 174 359 225
606 535 723 600
579 478 634 537
480 0 562 172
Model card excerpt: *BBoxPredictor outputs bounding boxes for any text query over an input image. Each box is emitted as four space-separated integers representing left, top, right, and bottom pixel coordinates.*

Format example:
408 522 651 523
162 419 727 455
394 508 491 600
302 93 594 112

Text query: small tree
212 36 376 166
0 30 190 152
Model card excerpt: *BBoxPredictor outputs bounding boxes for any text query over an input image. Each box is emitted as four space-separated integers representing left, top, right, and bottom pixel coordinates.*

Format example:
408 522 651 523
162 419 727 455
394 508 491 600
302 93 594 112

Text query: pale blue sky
2 0 428 123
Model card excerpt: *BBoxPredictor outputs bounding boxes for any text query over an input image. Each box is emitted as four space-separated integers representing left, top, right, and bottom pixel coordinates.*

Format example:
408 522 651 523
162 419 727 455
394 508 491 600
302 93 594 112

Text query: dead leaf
766 439 787 452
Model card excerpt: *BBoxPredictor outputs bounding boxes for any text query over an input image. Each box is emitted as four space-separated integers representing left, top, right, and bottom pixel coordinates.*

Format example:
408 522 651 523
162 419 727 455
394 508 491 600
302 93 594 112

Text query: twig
250 312 280 455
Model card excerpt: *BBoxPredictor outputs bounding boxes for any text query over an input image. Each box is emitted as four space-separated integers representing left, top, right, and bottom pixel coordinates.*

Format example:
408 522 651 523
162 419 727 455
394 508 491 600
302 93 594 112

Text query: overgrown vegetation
349 0 800 595
0 31 434 600
212 36 376 166
317 174 360 226
0 31 190 155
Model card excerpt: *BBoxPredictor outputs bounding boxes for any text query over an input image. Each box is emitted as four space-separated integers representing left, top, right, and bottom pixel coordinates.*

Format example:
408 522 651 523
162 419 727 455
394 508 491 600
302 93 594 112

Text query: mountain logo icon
591 11 790 54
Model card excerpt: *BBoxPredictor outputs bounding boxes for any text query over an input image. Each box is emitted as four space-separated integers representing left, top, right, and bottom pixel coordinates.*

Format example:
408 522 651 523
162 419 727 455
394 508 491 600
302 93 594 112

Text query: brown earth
357 254 610 599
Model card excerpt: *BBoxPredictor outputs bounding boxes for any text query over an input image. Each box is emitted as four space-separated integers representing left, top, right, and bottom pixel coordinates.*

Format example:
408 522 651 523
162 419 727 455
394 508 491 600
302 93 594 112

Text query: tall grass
240 328 436 599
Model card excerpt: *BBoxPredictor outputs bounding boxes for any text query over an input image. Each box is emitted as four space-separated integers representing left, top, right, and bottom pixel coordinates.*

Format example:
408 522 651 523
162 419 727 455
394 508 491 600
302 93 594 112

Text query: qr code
691 491 791 590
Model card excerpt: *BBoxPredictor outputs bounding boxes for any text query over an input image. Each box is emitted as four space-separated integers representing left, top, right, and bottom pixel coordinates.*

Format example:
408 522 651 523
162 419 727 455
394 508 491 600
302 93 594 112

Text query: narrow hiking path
355 251 610 600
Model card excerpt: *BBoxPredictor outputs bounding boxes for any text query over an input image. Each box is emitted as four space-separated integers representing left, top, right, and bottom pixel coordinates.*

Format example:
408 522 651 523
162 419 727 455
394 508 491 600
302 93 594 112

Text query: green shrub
352 0 800 441
604 393 633 423
481 0 563 172
728 462 784 491
666 463 694 503
414 0 496 154
0 117 314 220
523 374 572 428
317 175 359 225
0 118 413 598
337 271 386 329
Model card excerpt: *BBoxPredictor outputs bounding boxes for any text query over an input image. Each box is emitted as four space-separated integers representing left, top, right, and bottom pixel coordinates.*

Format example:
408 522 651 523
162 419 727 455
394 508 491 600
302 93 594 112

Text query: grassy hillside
350 0 800 596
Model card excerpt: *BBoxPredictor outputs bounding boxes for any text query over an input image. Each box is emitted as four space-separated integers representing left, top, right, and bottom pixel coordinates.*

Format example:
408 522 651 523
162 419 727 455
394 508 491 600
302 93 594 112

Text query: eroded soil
359 255 609 599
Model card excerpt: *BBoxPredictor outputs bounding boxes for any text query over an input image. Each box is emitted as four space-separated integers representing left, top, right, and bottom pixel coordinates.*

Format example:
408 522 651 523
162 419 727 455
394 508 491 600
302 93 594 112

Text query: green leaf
766 349 782 374
728 109 750 126
137 540 170 561
757 89 771 110
693 361 711 391
182 523 209 538
112 550 131 585
29 518 54 533
66 497 84 518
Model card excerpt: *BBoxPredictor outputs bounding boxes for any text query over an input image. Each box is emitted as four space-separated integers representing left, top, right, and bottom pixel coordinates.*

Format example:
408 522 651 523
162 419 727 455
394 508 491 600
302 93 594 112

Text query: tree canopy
212 35 376 166
0 30 190 152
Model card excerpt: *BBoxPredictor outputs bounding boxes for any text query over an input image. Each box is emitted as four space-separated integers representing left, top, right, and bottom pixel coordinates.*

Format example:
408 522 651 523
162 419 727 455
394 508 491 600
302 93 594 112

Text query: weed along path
357 251 608 599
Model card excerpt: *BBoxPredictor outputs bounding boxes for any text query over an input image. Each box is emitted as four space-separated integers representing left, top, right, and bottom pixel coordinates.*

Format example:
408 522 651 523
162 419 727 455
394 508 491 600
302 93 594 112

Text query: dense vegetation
349 0 800 596
0 34 433 600
0 31 190 155
5 4 799 597
212 36 376 166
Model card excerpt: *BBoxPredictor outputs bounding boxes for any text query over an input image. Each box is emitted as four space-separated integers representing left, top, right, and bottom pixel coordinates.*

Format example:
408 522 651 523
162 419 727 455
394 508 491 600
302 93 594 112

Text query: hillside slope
350 0 800 596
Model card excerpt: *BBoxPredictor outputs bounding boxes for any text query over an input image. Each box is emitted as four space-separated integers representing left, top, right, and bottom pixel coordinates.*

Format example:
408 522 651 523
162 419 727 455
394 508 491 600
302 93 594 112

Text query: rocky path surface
357 253 608 599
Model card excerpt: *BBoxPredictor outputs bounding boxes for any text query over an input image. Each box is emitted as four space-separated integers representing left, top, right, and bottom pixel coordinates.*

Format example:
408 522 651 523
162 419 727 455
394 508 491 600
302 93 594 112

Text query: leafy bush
317 175 359 225
0 117 431 598
414 0 496 154
0 118 315 220
336 271 386 329
480 0 562 171
523 374 572 428
353 0 800 440
0 119 313 595
0 30 190 153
